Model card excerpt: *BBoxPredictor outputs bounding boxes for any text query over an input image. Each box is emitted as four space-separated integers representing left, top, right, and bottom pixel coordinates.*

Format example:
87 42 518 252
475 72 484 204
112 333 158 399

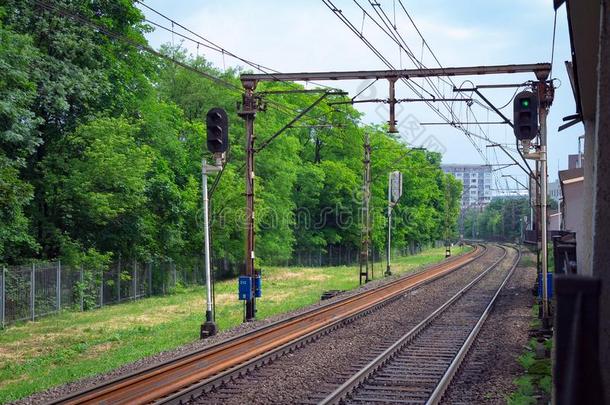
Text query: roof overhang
558 0 601 123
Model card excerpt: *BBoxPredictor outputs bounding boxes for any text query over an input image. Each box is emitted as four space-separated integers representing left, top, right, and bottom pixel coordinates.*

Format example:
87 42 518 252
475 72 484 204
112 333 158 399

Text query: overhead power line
135 0 342 92
322 0 494 169
33 0 244 93
342 1 531 192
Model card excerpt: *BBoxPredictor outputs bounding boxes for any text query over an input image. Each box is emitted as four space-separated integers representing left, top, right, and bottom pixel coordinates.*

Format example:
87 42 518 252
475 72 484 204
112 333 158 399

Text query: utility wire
135 0 341 92
381 1 516 195
34 0 345 198
136 3 346 130
324 0 495 172
33 0 243 92
380 1 532 184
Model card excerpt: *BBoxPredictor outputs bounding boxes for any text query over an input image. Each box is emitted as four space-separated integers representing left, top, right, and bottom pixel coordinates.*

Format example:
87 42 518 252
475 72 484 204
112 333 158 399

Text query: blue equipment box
254 275 262 298
538 272 553 299
238 276 252 300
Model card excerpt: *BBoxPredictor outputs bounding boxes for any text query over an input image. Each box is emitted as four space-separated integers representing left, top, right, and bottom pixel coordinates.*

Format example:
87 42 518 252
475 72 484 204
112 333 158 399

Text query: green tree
50 118 151 257
0 20 42 262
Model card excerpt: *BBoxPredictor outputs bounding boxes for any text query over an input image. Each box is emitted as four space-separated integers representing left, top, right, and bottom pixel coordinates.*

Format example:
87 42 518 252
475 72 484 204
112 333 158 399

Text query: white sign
390 171 403 203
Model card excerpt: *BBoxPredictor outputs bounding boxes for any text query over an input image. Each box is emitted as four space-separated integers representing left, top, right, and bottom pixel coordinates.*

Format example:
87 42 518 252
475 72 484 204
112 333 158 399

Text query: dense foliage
462 196 530 241
0 1 462 275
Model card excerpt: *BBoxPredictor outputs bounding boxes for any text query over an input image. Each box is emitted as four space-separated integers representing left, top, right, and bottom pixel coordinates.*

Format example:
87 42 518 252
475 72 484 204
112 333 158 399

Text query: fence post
1 266 5 329
172 261 176 288
30 263 35 321
99 265 104 308
80 265 84 312
148 262 152 296
132 259 137 300
117 255 121 303
56 260 61 312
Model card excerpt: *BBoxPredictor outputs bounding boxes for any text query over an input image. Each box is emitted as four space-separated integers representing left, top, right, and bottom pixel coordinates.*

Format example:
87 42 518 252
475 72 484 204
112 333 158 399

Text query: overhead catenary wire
136 2 352 132
324 1 495 173
371 1 532 189
33 0 243 93
135 0 341 92
354 0 496 159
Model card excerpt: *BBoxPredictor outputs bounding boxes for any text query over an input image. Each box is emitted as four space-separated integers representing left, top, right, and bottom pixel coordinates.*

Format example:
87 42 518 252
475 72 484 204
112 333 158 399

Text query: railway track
49 246 483 405
312 244 520 405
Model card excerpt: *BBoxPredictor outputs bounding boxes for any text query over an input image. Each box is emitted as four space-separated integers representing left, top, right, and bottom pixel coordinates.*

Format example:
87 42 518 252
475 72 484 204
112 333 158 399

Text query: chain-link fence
0 258 198 328
285 241 438 268
0 242 444 328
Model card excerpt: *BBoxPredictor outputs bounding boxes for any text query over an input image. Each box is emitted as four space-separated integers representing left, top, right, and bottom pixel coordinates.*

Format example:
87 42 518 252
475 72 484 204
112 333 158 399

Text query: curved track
50 246 484 405
316 244 520 405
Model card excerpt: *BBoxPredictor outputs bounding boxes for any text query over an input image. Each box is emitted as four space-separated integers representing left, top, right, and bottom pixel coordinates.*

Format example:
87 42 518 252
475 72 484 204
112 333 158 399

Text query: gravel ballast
440 252 537 404
14 247 481 405
194 245 510 404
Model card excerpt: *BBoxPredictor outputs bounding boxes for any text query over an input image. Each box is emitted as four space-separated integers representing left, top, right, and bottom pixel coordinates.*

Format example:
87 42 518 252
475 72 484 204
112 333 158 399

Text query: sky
138 0 581 192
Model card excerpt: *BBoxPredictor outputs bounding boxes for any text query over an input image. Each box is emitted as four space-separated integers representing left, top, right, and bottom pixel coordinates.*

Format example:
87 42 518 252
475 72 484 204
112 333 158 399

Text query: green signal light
521 99 530 108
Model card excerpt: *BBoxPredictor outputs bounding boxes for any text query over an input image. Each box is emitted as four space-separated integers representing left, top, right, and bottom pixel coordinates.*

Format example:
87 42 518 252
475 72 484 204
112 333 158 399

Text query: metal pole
56 260 61 311
80 265 84 311
386 173 392 276
240 63 552 82
31 263 35 321
360 133 371 284
1 266 5 328
132 259 137 300
239 79 258 322
172 261 176 287
539 91 550 326
388 78 397 133
200 160 217 338
117 254 121 303
148 262 152 296
365 134 371 282
99 265 104 307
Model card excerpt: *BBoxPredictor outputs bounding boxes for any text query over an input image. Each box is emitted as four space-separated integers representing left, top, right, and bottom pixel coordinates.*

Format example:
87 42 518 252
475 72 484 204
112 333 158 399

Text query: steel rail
318 244 518 405
160 246 479 404
49 246 484 405
158 246 485 404
161 245 484 404
426 246 522 404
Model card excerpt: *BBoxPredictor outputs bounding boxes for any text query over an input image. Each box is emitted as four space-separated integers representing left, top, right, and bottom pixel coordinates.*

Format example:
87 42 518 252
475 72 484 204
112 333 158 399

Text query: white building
441 164 493 209
549 179 562 204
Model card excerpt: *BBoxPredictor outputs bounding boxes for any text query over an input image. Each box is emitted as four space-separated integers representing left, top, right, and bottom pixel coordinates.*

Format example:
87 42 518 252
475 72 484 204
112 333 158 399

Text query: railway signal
513 91 538 140
201 108 229 339
206 107 229 153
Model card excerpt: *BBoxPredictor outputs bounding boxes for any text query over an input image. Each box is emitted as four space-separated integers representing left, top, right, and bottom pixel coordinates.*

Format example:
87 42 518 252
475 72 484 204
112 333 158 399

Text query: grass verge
507 337 552 405
0 245 471 403
507 254 552 405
